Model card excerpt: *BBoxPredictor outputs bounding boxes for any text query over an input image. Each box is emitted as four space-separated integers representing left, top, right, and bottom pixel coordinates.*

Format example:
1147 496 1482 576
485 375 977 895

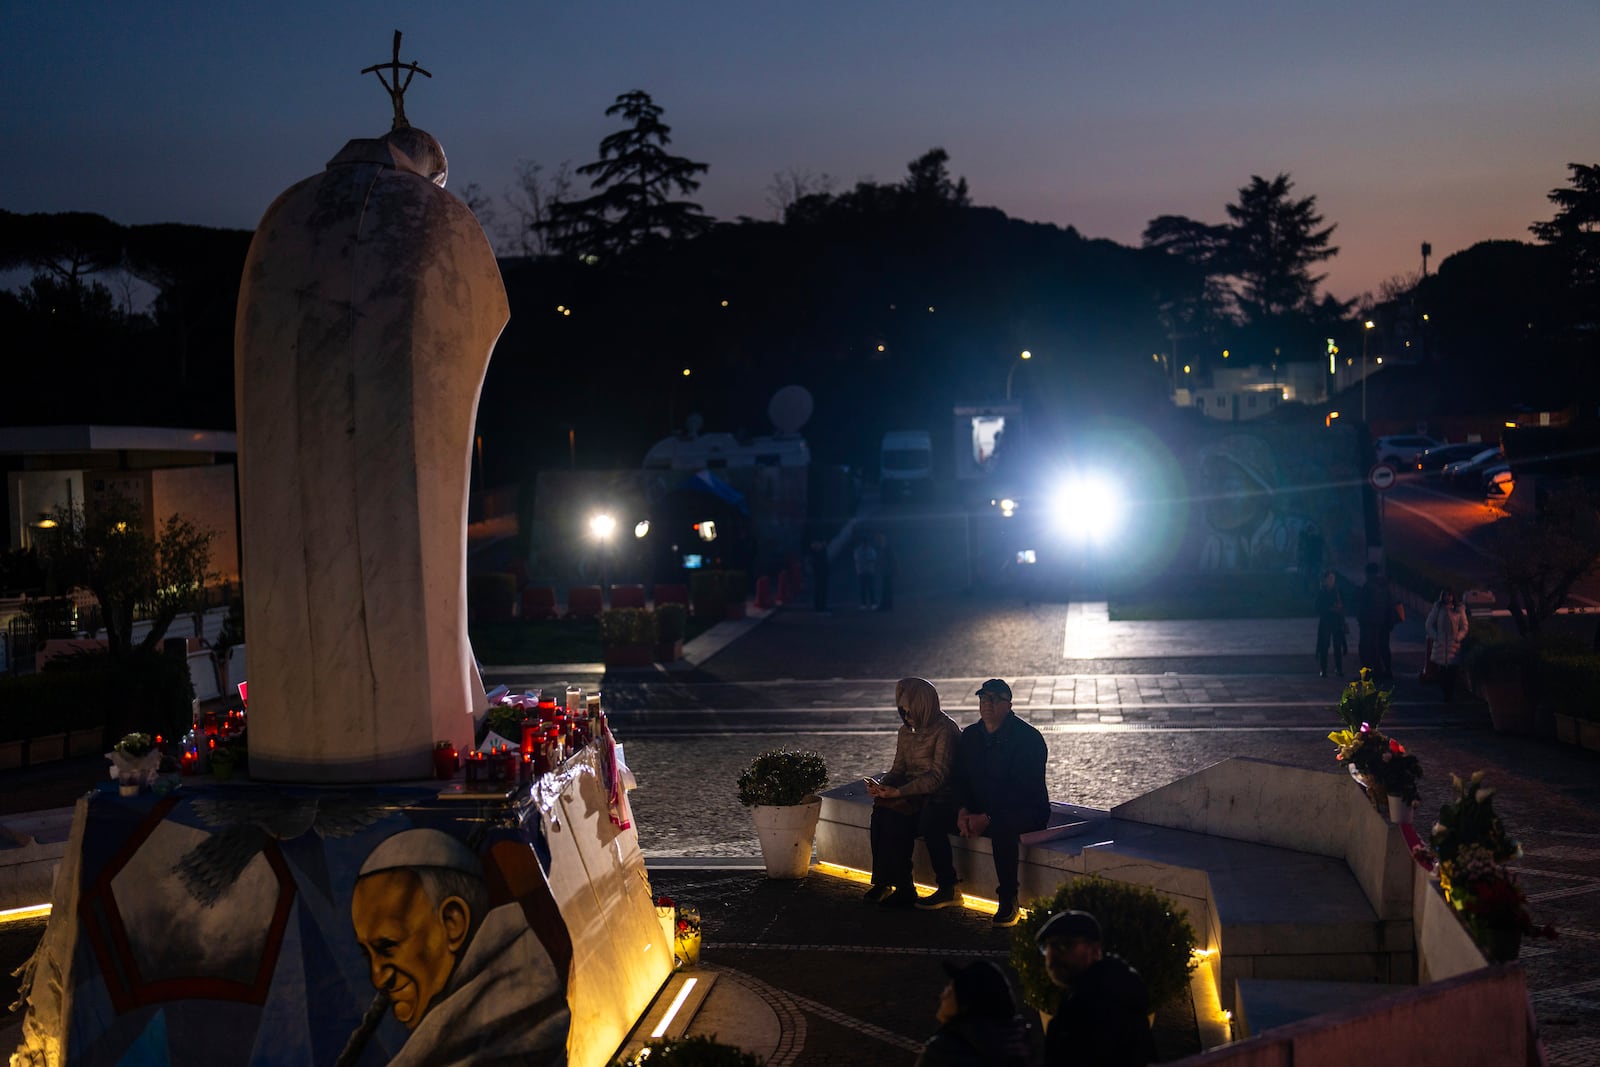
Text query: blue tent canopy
676 469 750 515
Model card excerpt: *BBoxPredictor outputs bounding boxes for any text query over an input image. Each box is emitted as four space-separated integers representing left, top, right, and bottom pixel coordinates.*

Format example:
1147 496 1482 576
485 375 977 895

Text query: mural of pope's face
351 869 471 1028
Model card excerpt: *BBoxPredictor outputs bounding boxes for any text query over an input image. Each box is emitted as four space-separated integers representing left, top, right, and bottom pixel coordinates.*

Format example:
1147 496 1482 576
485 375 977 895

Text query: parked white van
880 430 933 495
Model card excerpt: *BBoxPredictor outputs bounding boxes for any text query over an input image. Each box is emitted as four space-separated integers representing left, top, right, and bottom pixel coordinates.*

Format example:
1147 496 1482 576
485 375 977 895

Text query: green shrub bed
1 651 193 744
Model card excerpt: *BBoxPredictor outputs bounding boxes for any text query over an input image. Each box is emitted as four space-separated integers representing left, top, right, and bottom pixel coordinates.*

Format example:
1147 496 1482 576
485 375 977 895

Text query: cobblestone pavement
5 591 1597 1063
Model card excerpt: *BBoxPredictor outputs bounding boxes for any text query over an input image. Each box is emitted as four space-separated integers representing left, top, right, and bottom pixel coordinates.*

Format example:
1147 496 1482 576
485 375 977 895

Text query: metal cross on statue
360 30 432 129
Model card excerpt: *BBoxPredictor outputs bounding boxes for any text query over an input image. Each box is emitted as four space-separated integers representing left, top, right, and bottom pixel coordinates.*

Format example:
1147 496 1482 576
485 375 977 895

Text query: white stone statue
234 54 504 781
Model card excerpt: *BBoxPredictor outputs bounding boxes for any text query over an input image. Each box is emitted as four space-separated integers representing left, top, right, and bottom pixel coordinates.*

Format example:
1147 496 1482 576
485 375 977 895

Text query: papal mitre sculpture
234 38 501 781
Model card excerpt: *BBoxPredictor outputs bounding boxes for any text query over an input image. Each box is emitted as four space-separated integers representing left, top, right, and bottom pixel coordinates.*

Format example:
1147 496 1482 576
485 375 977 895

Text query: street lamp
589 512 615 598
1361 320 1375 422
1005 350 1032 401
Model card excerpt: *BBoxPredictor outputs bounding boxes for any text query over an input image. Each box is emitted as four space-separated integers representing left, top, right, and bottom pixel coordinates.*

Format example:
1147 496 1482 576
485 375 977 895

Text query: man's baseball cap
975 679 1012 700
1035 909 1102 946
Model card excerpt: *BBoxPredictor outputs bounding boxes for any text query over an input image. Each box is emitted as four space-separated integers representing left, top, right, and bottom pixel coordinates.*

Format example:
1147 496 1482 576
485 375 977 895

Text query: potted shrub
654 603 687 662
1461 623 1538 734
601 607 658 667
1011 876 1198 1021
209 742 242 782
737 748 828 879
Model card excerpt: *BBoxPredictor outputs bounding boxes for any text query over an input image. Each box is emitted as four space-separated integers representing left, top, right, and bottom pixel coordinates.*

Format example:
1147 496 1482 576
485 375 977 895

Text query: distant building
1 425 239 582
1189 362 1328 422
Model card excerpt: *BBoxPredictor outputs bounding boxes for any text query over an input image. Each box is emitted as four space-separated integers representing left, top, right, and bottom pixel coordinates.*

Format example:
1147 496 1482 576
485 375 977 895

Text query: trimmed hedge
689 569 747 617
1534 651 1600 724
1 651 193 745
599 607 658 646
1011 875 1198 1014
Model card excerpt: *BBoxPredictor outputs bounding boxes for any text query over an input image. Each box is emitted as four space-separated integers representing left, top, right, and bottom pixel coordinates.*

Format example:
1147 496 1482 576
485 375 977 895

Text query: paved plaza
4 592 1598 1064
515 595 1600 1066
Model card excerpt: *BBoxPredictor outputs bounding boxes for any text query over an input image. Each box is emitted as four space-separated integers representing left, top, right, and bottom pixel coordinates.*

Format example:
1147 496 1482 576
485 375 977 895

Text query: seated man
1036 909 1156 1066
928 678 1048 926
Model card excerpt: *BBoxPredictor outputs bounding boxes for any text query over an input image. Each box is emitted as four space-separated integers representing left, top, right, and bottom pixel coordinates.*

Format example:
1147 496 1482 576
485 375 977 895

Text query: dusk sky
5 1 1597 301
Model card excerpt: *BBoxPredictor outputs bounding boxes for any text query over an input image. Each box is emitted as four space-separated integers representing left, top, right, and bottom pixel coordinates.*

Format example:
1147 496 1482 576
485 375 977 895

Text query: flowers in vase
1431 772 1555 955
1329 671 1420 810
655 894 702 968
107 732 162 794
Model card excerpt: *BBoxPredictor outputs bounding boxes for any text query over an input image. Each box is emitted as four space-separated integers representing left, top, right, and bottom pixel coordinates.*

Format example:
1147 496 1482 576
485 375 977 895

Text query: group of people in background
804 530 897 613
864 677 1156 1065
852 531 896 610
1312 563 1470 699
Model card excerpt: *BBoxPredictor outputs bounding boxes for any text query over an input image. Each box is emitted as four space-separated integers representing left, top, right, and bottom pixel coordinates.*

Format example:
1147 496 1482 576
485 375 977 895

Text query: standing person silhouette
1313 570 1346 677
854 536 879 610
1358 563 1400 681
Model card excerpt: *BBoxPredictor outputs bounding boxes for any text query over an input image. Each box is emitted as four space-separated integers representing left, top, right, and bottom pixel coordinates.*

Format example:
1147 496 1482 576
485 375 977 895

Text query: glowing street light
1005 350 1033 401
590 512 616 596
1362 320 1375 422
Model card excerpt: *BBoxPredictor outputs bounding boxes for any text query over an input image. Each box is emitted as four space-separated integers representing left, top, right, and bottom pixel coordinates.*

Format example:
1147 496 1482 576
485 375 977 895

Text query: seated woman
863 677 960 908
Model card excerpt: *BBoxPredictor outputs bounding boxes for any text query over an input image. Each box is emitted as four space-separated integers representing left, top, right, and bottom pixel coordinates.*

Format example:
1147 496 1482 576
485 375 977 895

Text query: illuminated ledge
614 971 717 1062
0 903 52 924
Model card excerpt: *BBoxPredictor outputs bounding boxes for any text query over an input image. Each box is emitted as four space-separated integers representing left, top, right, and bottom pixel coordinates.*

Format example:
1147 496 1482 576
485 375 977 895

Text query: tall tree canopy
1140 173 1344 366
1225 173 1338 321
1530 162 1600 320
544 90 710 258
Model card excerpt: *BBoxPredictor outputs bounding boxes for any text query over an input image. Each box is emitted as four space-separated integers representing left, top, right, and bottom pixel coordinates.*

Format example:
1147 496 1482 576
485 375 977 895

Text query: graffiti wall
14 746 671 1066
1180 421 1365 574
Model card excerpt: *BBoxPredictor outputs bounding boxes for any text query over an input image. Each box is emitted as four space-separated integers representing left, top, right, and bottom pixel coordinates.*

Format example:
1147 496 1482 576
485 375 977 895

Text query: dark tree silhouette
1225 173 1338 321
901 148 970 207
1530 162 1600 320
545 90 710 258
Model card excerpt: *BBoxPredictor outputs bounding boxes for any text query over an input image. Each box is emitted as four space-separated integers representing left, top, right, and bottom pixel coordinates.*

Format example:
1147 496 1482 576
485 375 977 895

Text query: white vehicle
880 430 933 495
1373 433 1441 468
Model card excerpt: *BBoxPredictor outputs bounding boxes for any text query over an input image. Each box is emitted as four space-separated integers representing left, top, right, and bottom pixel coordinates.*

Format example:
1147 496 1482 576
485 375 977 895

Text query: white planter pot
751 799 822 879
1387 795 1415 825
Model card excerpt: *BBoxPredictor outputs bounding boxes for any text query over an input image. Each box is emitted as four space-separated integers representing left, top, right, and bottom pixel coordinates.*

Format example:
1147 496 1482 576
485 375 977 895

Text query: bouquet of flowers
654 894 702 969
107 732 162 795
1328 670 1421 810
1431 771 1555 959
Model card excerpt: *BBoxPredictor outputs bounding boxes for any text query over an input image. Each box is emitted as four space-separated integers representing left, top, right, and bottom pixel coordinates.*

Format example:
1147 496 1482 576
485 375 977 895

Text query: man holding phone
930 679 1048 927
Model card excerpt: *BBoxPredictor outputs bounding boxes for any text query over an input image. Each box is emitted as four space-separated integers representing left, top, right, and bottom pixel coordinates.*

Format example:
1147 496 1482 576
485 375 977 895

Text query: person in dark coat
807 539 831 613
915 959 1031 1067
932 679 1048 927
1036 910 1156 1067
1357 563 1399 680
1313 569 1345 677
875 531 897 611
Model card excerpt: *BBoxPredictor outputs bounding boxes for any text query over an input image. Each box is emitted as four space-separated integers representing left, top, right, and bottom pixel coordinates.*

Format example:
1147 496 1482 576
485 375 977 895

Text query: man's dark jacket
954 712 1049 824
1044 954 1157 1066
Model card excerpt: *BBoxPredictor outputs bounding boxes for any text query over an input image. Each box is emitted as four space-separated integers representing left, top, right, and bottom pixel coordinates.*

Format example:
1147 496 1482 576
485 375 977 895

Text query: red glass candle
432 743 459 780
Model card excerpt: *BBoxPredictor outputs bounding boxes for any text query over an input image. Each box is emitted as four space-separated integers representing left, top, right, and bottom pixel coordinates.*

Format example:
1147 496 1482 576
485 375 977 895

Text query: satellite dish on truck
768 385 813 437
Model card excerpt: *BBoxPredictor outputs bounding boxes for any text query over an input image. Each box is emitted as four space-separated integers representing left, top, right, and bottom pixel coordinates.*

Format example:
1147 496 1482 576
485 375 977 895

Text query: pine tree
1529 162 1600 319
545 91 710 259
1224 173 1338 321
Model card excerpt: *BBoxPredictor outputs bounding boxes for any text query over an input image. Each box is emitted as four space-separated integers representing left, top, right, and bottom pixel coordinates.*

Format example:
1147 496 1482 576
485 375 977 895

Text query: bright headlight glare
1052 475 1123 543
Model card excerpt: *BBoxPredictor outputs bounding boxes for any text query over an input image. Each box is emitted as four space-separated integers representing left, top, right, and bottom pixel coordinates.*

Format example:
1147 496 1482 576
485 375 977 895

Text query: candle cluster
454 686 608 787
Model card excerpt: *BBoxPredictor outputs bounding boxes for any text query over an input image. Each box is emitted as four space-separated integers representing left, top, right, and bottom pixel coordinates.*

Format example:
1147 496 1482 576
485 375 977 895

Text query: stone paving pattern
5 584 1598 1063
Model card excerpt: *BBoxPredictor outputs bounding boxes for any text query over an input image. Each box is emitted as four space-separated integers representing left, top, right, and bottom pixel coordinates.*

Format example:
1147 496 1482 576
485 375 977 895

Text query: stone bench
814 757 1420 1011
